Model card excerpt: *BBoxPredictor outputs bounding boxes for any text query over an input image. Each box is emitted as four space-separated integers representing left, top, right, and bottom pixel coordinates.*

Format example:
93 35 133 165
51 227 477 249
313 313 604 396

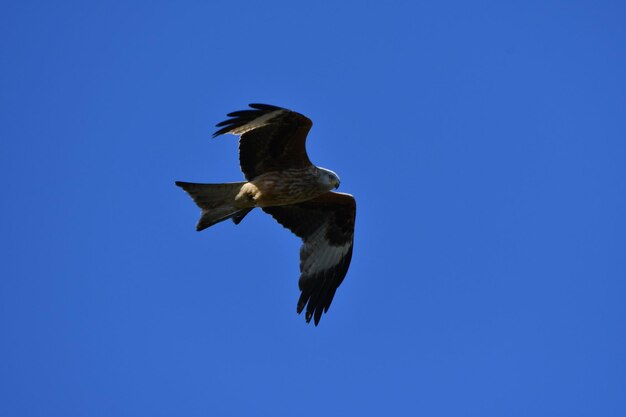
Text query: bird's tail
175 181 253 231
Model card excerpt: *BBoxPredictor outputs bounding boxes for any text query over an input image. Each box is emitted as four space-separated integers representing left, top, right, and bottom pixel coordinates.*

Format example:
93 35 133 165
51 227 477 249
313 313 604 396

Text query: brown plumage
176 104 356 325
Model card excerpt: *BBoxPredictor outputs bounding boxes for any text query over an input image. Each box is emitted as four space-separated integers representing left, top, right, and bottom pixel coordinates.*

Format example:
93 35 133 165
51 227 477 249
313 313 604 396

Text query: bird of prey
175 104 356 325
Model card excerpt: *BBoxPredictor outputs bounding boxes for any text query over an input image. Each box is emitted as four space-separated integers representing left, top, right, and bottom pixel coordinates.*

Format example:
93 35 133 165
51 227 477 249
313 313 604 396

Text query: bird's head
318 167 341 191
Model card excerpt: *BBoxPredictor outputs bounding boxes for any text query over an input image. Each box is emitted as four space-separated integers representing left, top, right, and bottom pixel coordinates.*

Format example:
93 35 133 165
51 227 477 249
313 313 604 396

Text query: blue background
1 1 625 416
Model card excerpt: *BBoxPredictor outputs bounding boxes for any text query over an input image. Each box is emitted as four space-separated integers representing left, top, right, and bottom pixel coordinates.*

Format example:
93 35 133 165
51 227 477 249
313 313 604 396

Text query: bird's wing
263 192 356 325
213 103 313 180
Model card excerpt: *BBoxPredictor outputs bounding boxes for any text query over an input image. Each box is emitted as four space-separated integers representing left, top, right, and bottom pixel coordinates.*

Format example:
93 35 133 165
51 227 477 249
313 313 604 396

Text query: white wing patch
229 109 286 136
300 224 351 276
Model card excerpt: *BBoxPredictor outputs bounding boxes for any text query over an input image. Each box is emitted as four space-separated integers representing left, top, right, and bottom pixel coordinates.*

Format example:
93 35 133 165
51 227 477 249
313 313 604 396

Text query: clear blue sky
1 1 625 416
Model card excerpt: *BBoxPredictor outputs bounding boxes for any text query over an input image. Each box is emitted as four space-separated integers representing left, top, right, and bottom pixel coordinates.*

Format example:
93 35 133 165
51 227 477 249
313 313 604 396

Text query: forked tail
175 181 253 231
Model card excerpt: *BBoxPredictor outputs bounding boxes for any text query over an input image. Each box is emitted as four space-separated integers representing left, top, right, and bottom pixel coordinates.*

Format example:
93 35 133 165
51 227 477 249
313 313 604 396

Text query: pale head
317 167 341 191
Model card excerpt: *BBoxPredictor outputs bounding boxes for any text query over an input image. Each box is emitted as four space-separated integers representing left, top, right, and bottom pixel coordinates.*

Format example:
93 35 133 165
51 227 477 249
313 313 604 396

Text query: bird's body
236 166 338 208
175 104 356 325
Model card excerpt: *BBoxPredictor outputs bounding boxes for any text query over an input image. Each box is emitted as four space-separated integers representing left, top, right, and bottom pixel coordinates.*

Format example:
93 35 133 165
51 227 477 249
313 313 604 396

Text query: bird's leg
235 182 260 207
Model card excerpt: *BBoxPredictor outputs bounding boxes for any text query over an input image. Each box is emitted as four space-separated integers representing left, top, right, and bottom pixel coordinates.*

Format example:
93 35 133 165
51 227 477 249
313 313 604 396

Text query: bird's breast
250 168 324 207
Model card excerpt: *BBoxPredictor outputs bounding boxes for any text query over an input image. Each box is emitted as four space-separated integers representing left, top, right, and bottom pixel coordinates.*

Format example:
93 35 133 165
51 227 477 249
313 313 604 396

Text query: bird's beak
334 179 340 189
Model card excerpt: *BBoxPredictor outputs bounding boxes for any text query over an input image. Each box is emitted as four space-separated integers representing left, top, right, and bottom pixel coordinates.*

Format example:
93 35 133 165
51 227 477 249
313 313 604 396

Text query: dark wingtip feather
298 292 318 324
212 124 233 138
248 103 283 111
211 103 285 138
297 291 308 314
226 110 261 117
313 311 322 326
215 119 235 127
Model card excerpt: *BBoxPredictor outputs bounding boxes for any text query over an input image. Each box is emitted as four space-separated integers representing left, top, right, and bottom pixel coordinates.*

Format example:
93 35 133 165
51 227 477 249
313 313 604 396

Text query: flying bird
175 104 356 325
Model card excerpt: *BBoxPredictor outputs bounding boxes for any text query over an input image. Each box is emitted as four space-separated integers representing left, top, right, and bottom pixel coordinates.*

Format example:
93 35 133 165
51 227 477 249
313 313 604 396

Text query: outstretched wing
213 103 313 180
263 192 356 325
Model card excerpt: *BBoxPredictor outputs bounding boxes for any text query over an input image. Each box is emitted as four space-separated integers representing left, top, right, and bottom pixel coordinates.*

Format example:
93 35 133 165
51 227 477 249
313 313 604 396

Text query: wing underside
212 103 314 180
263 192 356 325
